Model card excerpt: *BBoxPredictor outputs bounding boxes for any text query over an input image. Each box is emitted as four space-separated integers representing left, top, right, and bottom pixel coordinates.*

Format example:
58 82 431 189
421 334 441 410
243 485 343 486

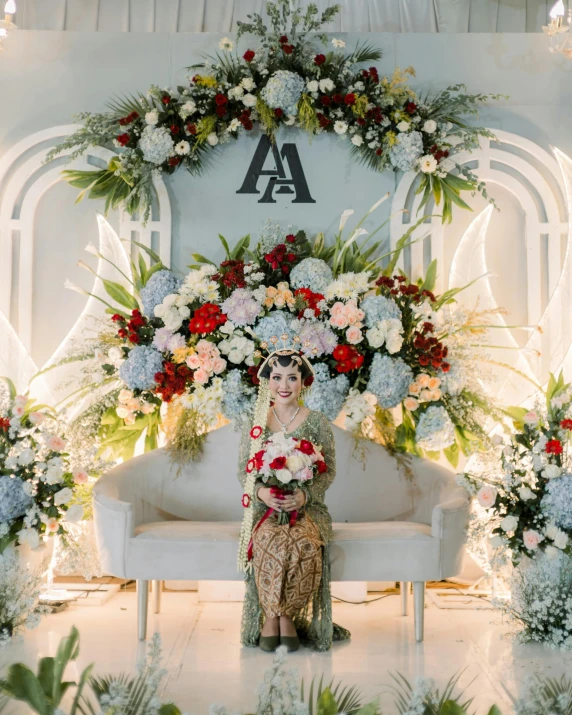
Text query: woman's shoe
280 634 300 652
259 634 280 652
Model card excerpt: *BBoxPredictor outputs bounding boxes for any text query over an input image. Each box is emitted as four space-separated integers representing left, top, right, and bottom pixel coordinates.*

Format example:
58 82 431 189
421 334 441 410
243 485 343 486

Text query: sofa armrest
92 491 134 578
431 492 470 580
431 494 470 539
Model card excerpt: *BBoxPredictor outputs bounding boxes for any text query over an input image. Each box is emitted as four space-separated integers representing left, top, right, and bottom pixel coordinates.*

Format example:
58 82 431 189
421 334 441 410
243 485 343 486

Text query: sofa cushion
126 519 441 582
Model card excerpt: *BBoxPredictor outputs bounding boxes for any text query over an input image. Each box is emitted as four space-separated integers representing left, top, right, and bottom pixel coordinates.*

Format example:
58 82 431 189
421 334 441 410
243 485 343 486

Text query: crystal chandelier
543 0 572 58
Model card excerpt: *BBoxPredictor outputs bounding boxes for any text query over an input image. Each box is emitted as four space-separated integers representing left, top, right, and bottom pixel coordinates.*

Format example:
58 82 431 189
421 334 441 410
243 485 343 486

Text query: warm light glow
0 28 6 37
3 0 16 14
550 0 566 19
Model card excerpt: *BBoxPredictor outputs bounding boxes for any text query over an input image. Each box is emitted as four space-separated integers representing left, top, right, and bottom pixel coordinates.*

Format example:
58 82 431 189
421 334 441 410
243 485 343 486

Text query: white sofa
92 423 469 644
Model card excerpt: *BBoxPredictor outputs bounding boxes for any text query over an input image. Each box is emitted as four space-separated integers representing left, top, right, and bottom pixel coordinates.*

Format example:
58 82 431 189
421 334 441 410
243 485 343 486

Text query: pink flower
196 339 214 356
46 517 59 533
73 469 89 485
186 354 201 369
212 357 227 374
298 466 313 482
523 529 543 550
28 412 45 425
346 326 363 345
47 435 66 452
476 486 497 509
523 411 539 425
193 368 210 384
12 405 25 417
404 397 419 411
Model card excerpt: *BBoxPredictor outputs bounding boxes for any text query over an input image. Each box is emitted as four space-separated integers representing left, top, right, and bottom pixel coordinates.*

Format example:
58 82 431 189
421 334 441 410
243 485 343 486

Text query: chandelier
0 0 16 49
543 0 572 58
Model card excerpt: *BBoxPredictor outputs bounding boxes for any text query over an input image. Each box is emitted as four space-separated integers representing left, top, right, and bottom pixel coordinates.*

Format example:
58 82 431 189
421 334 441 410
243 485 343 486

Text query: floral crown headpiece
255 333 316 385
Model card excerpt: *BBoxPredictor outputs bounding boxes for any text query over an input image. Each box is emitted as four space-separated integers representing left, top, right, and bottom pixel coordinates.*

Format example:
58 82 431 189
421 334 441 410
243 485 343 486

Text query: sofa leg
400 581 409 616
413 581 425 642
137 580 149 641
152 580 162 614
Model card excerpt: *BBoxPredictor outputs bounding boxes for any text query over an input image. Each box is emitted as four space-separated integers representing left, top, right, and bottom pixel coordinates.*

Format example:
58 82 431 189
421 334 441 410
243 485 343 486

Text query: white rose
207 133 219 146
385 333 404 354
145 110 159 126
366 326 385 349
500 515 518 533
275 468 293 484
241 77 255 91
286 455 304 473
108 346 123 363
545 523 559 540
523 411 539 424
306 80 319 93
491 434 503 446
45 466 64 485
554 530 569 549
422 119 437 134
180 100 197 117
230 85 244 99
116 407 130 419
490 535 505 549
351 135 363 147
545 545 560 560
319 78 334 93
17 448 35 466
518 486 536 501
284 115 296 126
542 464 562 479
5 456 18 470
334 121 348 135
532 454 543 471
65 504 84 523
54 487 73 506
162 309 183 331
242 93 257 108
396 121 410 132
476 486 497 509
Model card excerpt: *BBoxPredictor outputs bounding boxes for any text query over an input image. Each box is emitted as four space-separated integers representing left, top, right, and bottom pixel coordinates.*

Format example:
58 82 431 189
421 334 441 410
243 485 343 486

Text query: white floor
1 589 571 714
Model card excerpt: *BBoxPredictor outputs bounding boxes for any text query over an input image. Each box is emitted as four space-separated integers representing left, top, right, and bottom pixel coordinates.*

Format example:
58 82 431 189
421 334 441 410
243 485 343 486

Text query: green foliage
303 676 378 715
97 406 161 461
390 670 475 715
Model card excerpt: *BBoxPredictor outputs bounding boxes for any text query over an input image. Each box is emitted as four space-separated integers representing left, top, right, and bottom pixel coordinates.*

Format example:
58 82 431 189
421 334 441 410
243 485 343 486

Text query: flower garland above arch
48 0 503 224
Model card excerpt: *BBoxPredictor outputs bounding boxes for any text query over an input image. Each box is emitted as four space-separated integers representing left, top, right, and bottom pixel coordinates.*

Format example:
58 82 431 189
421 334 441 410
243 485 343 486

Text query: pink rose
523 529 543 550
346 326 363 345
196 339 212 355
28 412 45 425
212 357 227 374
47 435 66 452
476 486 497 509
523 411 539 425
201 358 214 373
186 354 201 369
298 466 313 482
46 517 59 533
194 368 209 384
73 469 89 485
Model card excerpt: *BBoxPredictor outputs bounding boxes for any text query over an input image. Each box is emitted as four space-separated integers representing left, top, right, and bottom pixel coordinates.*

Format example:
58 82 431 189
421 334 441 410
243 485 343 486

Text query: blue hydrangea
541 475 572 530
140 270 181 317
389 130 424 172
361 294 402 328
253 312 295 346
258 219 289 254
304 363 349 421
221 370 256 429
366 354 413 409
0 476 33 523
290 258 333 295
415 405 456 452
262 70 305 116
119 346 164 391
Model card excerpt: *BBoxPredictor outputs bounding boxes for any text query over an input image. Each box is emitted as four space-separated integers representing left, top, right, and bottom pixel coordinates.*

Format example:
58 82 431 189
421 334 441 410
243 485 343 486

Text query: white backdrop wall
0 30 571 373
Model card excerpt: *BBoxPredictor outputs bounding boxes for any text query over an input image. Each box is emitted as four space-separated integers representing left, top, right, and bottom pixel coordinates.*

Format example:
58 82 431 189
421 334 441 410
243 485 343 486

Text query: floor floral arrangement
458 372 572 648
47 0 502 223
0 626 569 715
60 201 504 469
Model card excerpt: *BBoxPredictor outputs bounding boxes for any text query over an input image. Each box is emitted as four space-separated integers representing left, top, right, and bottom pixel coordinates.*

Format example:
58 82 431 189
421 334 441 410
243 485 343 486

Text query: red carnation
170 124 180 135
243 49 255 62
297 439 314 455
316 460 327 474
320 95 331 106
279 35 288 44
546 439 563 455
270 456 287 470
282 44 294 55
314 54 326 65
162 95 171 105
187 123 197 135
215 93 228 106
419 355 430 366
344 93 356 106
117 133 130 147
405 101 417 114
561 419 572 430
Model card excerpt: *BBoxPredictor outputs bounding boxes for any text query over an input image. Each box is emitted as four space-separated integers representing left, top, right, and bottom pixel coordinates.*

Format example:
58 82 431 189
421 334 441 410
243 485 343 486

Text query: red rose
332 93 343 104
111 313 125 323
168 157 181 167
281 264 290 275
320 95 331 106
286 234 296 243
318 114 330 128
286 253 296 262
187 123 197 135
344 93 356 106
282 44 294 55
314 54 326 65
297 439 314 455
546 439 563 455
270 456 287 470
279 35 288 44
274 108 284 118
316 460 327 474
405 101 417 114
162 95 171 105
561 419 572 430
242 119 254 131
128 333 140 344
254 449 265 470
440 362 451 373
117 133 130 147
419 355 430 366
170 124 180 135
117 328 127 338
215 93 228 106
215 106 226 117
243 49 255 62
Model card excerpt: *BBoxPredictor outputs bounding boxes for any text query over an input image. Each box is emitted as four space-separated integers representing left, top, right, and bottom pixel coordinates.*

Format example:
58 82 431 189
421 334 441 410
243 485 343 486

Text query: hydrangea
304 363 349 421
415 405 456 452
258 219 291 254
389 130 424 172
221 370 256 428
541 475 572 530
297 321 338 357
221 289 263 327
366 354 413 409
253 312 295 346
262 70 305 116
152 327 186 354
361 294 401 328
440 360 467 396
119 346 164 391
0 476 33 523
290 258 333 294
138 125 174 165
140 270 182 317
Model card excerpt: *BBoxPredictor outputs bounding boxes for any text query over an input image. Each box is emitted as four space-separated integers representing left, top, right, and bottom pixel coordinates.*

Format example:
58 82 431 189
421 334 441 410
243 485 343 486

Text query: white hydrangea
342 389 377 432
138 125 174 165
366 318 404 353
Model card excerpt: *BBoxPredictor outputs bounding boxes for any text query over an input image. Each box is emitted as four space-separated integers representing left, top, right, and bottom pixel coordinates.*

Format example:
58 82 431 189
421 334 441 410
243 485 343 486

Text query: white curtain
15 0 553 32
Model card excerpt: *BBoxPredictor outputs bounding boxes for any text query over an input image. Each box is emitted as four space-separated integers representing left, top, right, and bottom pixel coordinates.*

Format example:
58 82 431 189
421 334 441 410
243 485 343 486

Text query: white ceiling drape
14 0 554 33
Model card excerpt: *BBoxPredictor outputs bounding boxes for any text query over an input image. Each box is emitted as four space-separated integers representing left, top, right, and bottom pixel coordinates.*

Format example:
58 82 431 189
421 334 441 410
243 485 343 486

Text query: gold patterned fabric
237 409 351 651
253 514 323 618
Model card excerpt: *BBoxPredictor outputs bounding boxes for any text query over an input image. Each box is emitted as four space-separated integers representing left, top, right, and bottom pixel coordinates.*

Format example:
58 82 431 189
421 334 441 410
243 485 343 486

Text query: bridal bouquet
246 431 327 525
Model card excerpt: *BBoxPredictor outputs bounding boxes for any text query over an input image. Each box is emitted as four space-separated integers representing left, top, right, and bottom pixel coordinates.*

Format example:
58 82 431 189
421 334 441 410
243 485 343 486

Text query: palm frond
106 93 147 118
345 41 383 65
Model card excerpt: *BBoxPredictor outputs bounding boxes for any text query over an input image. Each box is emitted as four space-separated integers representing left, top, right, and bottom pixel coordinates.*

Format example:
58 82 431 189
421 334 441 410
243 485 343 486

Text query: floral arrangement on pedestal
0 378 84 554
458 373 572 649
47 0 502 223
60 200 503 468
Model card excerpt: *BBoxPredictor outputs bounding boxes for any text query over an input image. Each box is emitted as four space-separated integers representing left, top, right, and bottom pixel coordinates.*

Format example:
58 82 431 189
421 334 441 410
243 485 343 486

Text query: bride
237 345 350 652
